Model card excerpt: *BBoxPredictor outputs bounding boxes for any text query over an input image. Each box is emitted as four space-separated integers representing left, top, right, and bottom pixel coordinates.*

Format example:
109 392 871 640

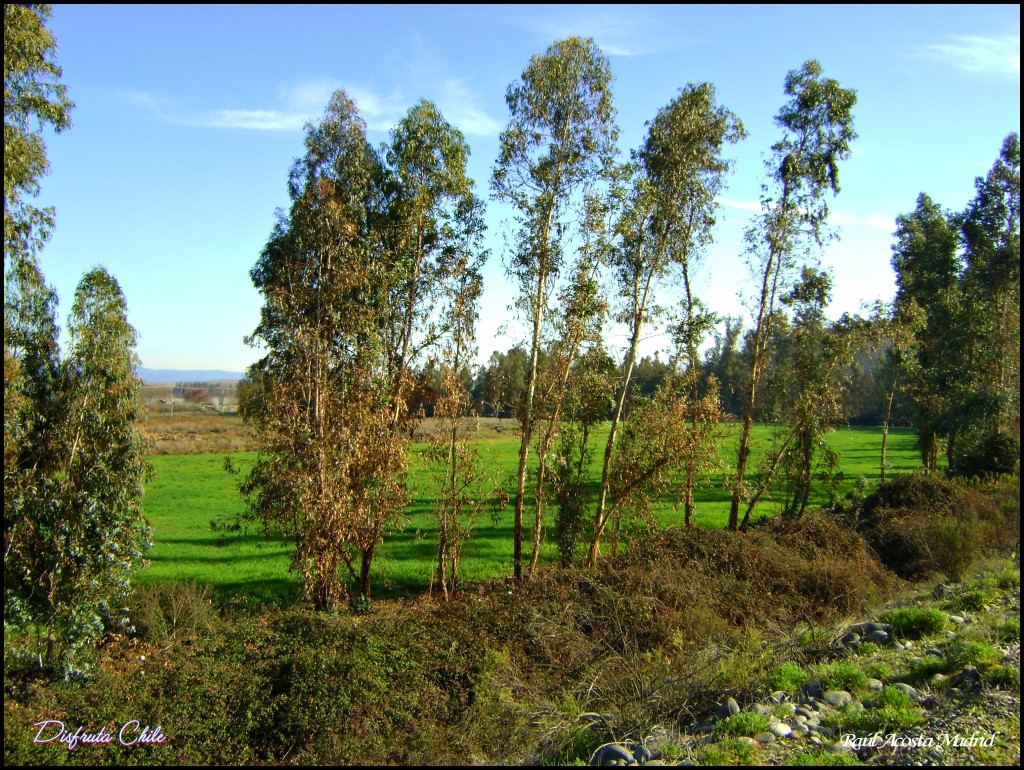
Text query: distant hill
138 367 245 383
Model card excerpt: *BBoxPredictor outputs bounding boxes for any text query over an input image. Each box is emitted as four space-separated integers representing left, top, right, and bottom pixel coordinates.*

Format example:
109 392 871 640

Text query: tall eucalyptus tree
491 37 618 580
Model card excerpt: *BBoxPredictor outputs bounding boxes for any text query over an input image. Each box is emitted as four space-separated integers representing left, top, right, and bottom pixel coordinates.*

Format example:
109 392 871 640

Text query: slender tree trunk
587 253 657 567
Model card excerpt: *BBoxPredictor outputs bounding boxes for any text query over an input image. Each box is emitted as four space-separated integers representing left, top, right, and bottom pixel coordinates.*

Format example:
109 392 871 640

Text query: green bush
879 606 947 639
769 661 809 691
697 736 759 765
715 711 771 737
817 661 868 691
786 750 861 766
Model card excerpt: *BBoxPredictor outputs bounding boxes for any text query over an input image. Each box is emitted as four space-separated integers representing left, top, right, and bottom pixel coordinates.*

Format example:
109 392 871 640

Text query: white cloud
198 108 307 131
435 79 502 137
922 33 1020 76
830 211 897 232
719 197 763 212
531 10 662 57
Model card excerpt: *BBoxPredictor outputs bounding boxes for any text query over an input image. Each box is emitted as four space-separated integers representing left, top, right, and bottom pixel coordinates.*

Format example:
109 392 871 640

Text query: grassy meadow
137 422 921 603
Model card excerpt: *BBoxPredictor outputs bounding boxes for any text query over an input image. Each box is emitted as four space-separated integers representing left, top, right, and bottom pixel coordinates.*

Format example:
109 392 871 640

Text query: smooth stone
589 743 636 766
865 629 890 644
724 697 740 716
769 690 789 703
769 722 793 738
890 640 906 651
734 737 758 749
795 707 815 719
823 690 852 708
754 732 776 744
747 703 768 715
867 678 884 691
891 682 919 699
948 614 966 624
926 648 944 658
633 746 652 763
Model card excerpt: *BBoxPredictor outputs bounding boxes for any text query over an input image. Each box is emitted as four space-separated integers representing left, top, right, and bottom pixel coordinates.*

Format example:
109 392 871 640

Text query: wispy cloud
126 82 396 133
530 10 663 57
719 197 763 212
831 211 897 233
921 32 1020 76
434 79 501 137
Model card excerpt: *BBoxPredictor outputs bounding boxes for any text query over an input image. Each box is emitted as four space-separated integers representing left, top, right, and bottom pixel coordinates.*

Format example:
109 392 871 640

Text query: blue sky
37 4 1020 371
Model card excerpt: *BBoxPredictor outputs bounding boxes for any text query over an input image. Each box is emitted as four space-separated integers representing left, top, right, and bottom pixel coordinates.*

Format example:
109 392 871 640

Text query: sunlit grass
137 424 921 602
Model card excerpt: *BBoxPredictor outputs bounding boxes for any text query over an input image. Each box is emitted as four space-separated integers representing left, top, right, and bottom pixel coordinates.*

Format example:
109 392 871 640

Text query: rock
867 678 884 691
891 682 918 699
802 680 823 699
734 737 758 749
943 630 958 639
632 745 652 764
769 722 793 738
769 690 789 703
841 632 861 646
754 732 776 744
589 743 636 766
890 641 906 651
865 629 890 644
747 703 767 715
926 648 944 658
721 697 740 717
795 707 815 719
948 614 966 624
823 690 852 708
775 702 795 716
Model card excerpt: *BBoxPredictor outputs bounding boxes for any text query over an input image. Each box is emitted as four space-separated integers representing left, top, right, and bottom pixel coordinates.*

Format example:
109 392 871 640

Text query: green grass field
137 424 922 603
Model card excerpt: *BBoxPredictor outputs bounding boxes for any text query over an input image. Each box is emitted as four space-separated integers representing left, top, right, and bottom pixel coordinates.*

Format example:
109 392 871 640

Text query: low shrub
879 606 947 639
715 711 771 737
857 474 1012 580
786 749 861 766
769 661 809 692
817 660 869 692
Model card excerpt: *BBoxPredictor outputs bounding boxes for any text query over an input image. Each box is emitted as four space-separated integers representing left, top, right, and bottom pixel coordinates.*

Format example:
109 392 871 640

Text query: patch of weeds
768 661 808 692
825 691 924 733
905 656 946 684
817 660 868 692
874 684 913 709
863 661 890 680
984 664 1020 690
995 617 1019 642
714 711 771 737
786 749 861 766
995 570 1020 591
852 641 879 657
654 741 685 763
879 606 947 639
543 724 604 767
947 640 1002 669
696 737 759 766
947 588 995 612
796 626 832 647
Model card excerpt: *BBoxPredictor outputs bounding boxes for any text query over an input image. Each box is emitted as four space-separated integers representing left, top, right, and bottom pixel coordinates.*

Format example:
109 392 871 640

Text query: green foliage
714 710 771 737
816 660 868 692
786 750 861 766
5 267 150 677
732 60 857 530
879 606 948 639
768 661 809 691
3 3 74 264
697 737 760 766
